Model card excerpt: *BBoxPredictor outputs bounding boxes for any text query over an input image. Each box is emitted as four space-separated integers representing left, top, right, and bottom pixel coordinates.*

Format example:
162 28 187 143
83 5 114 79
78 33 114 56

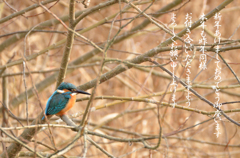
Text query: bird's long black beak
74 89 91 95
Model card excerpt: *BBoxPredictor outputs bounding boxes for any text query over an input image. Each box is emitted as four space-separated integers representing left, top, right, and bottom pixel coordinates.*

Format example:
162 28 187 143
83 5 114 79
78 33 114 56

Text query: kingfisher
42 82 90 120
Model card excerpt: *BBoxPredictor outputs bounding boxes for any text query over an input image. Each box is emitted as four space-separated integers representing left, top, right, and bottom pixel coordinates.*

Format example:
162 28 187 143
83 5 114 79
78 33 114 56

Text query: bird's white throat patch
71 93 77 96
57 89 65 93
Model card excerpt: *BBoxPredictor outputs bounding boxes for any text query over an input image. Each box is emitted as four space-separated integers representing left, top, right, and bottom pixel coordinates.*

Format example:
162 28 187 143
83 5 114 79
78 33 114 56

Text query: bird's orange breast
56 94 76 116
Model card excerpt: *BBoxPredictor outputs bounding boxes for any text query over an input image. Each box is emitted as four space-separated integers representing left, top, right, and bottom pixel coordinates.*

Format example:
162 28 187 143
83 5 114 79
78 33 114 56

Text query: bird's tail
42 115 45 120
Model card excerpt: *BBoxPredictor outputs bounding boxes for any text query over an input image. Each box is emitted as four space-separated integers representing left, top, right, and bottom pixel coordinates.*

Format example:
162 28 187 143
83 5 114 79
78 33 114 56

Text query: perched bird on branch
42 82 90 120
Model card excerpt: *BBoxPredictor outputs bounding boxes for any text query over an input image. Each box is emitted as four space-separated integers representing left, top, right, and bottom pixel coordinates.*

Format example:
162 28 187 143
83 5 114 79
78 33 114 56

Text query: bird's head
56 82 90 96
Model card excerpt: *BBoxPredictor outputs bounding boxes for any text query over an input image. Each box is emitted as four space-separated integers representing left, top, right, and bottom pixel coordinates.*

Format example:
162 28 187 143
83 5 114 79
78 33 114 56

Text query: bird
42 82 90 120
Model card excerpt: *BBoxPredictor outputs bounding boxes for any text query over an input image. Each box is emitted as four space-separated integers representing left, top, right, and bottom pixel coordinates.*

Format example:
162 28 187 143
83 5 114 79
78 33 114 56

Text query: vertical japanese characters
213 13 222 138
170 13 178 108
199 14 208 70
184 13 193 106
167 12 222 138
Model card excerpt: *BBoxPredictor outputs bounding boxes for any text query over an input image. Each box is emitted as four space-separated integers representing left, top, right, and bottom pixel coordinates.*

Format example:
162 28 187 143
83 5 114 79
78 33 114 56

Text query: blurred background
1 0 240 157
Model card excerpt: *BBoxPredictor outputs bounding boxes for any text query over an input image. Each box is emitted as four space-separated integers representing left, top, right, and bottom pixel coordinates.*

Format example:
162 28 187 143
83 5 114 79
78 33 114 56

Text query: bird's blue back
42 91 72 120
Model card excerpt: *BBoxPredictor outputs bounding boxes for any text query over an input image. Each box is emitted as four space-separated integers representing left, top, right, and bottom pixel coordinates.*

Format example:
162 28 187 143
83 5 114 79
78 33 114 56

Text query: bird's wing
45 92 69 115
45 91 57 115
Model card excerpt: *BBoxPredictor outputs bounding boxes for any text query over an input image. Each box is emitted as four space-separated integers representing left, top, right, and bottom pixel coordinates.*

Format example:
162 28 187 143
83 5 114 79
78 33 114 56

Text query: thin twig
87 136 114 158
0 0 57 24
0 127 44 158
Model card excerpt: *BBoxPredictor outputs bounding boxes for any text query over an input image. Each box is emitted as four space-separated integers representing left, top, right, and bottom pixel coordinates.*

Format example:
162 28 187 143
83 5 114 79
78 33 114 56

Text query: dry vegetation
1 0 240 157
